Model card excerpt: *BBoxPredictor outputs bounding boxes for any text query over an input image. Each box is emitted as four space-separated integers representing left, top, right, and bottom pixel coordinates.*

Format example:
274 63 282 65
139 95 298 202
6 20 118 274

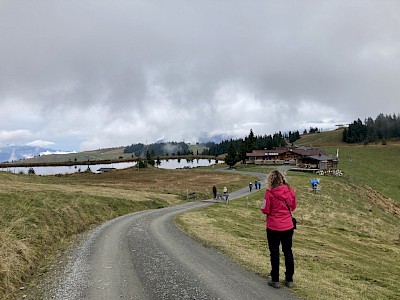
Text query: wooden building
246 146 338 170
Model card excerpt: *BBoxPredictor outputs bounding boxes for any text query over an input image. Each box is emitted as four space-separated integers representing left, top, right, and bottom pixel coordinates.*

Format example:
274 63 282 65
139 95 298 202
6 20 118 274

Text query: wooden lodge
245 146 338 170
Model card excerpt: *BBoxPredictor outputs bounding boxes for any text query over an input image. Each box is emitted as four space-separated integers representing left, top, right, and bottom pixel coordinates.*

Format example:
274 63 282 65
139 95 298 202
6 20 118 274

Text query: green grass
176 172 400 300
15 147 130 164
3 129 400 300
294 128 347 147
323 144 400 203
176 130 400 300
296 128 400 203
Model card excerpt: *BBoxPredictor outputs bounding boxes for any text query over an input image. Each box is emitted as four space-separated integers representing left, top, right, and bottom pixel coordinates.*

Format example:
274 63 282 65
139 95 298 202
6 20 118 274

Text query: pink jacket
261 185 297 231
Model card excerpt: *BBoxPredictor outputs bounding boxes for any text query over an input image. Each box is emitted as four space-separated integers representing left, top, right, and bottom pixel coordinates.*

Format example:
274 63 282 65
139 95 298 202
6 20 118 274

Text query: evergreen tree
225 141 238 168
156 156 161 167
238 139 247 163
137 157 147 168
146 150 155 166
247 129 256 152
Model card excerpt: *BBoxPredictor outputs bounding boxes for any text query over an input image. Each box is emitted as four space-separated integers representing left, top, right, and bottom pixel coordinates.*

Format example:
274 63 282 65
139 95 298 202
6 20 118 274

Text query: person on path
212 185 217 200
249 182 253 192
223 186 228 194
261 170 297 289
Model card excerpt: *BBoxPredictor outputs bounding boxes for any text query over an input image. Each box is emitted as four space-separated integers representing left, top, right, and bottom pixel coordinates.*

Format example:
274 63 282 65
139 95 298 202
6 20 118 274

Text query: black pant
267 228 294 282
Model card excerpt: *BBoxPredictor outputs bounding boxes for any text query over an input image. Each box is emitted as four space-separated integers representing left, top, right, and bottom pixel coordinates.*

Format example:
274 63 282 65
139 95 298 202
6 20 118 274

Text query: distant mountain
0 145 58 163
197 133 233 144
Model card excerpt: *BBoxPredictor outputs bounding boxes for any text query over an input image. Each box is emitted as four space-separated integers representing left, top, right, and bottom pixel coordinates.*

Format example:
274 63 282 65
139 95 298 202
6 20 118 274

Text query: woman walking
261 170 297 289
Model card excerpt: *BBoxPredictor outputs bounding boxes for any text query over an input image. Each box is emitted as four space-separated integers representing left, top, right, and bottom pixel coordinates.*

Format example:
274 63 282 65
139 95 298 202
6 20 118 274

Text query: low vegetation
176 139 400 300
295 128 347 147
0 166 256 300
324 143 400 203
2 130 400 300
176 169 400 300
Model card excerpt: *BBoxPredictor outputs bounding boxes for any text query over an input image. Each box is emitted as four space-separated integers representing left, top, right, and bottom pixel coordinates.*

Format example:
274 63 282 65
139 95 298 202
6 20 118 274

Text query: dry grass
35 166 253 199
0 166 256 300
176 173 400 300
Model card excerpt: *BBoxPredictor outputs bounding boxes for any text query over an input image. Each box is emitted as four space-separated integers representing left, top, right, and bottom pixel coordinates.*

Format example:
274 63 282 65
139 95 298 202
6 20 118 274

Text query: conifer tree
225 141 238 168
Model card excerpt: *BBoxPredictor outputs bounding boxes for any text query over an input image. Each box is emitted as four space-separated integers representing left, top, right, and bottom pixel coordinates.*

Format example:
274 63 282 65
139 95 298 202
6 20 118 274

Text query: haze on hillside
1 1 399 151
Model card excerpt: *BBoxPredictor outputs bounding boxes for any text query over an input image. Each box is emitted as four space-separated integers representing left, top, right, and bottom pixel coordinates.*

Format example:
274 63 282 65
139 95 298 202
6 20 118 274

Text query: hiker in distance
212 185 217 200
261 170 297 289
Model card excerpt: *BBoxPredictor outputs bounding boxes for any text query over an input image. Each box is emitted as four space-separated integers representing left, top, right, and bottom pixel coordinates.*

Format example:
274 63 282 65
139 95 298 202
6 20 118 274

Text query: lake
0 159 221 176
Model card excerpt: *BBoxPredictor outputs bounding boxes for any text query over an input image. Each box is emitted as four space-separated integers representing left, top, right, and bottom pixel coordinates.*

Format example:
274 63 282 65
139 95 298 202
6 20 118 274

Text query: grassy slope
0 166 256 300
294 128 347 147
16 144 209 165
176 174 400 300
297 128 400 203
15 147 131 164
324 144 400 203
176 131 400 300
3 131 400 300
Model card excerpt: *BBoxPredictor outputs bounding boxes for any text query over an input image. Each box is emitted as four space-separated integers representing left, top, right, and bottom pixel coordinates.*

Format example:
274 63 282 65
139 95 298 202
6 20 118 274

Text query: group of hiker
212 185 227 200
213 179 263 198
249 180 262 192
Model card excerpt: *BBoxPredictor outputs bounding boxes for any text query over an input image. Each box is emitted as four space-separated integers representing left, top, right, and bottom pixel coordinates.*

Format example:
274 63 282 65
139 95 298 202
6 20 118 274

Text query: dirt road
46 171 299 300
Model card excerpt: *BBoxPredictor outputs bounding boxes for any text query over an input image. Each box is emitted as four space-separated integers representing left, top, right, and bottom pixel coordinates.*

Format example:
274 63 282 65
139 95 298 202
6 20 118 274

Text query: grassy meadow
295 128 347 147
14 143 209 165
2 132 400 300
324 144 400 204
176 139 400 300
0 166 256 300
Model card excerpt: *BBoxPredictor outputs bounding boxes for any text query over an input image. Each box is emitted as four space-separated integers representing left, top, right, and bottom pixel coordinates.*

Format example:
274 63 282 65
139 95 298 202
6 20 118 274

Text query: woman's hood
268 185 293 202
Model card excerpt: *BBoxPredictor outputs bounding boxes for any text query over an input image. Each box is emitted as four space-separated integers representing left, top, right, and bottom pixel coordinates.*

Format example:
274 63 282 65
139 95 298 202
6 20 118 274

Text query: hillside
10 144 209 166
10 147 130 164
292 128 400 203
0 167 256 299
175 130 400 300
2 131 400 300
177 168 400 300
294 128 346 147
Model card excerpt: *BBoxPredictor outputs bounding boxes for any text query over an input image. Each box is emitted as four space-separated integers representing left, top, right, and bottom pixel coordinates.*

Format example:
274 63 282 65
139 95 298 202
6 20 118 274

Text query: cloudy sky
1 1 399 151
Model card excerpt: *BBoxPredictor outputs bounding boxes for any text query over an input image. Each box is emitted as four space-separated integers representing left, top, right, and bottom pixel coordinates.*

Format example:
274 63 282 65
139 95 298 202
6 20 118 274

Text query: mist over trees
124 142 191 157
342 113 400 143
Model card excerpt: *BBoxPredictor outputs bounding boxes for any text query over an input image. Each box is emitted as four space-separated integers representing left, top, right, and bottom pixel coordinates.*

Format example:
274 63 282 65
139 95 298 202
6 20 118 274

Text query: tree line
342 113 400 144
123 129 302 168
203 130 297 156
124 142 192 157
204 129 301 167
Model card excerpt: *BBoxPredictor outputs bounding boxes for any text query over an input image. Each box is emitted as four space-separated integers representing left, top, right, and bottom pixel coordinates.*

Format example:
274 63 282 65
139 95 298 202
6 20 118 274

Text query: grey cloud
0 1 399 150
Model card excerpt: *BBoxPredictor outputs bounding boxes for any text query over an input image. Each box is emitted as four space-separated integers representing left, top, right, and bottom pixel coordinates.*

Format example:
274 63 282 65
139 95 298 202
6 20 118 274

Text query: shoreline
0 155 219 168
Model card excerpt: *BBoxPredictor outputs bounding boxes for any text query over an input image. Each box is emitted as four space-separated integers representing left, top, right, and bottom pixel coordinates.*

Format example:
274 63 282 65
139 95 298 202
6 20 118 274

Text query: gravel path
38 170 300 300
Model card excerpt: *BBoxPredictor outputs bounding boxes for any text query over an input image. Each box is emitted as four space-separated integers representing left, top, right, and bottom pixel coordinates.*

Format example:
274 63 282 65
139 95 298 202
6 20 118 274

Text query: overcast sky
1 1 399 151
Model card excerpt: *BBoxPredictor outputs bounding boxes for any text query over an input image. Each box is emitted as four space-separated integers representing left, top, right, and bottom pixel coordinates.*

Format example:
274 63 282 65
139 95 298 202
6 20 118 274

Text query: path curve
46 170 300 300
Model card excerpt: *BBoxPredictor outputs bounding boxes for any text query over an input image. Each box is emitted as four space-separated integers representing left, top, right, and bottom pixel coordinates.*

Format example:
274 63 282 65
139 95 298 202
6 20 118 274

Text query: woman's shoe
284 280 294 288
268 279 281 289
